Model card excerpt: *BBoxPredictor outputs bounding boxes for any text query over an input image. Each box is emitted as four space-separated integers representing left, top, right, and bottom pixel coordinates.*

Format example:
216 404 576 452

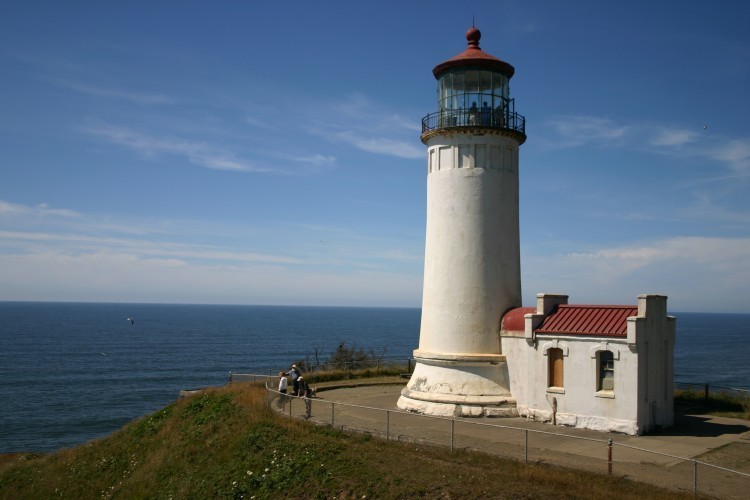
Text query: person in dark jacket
297 375 312 418
288 364 301 395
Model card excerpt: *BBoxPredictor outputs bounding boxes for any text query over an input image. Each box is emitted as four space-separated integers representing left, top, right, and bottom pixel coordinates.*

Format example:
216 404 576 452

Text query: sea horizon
0 302 747 453
2 299 746 316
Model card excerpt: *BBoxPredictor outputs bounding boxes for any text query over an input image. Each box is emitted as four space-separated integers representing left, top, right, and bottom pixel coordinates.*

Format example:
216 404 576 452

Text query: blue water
0 302 747 453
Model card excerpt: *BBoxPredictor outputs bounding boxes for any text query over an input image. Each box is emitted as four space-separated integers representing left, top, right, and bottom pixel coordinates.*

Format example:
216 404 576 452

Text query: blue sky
1 1 749 312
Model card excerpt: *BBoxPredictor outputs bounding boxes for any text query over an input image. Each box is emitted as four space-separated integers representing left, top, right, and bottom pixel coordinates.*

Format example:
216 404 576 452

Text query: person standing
297 375 312 419
288 364 301 395
277 371 288 409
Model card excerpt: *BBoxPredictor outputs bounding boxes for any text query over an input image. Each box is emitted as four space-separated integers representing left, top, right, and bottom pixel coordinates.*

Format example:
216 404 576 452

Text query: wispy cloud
0 230 303 265
524 236 750 312
244 115 283 131
61 81 174 105
649 127 700 148
0 201 423 306
0 250 422 306
709 138 750 174
85 125 274 173
331 130 423 159
308 93 423 159
0 200 78 218
543 115 632 148
541 115 750 180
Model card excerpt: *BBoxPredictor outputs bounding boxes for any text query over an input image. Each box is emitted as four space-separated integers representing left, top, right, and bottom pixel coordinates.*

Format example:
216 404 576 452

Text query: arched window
598 351 615 392
548 348 564 388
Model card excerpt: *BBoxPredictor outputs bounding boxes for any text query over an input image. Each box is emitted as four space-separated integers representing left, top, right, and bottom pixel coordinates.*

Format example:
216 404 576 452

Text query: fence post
451 419 455 452
525 430 528 464
228 372 232 385
288 397 293 419
386 410 390 442
607 439 613 475
693 460 698 496
407 358 412 373
704 384 709 404
331 402 335 428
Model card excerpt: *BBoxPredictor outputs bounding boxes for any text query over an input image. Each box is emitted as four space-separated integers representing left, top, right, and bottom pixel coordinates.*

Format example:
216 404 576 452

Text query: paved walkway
275 382 750 498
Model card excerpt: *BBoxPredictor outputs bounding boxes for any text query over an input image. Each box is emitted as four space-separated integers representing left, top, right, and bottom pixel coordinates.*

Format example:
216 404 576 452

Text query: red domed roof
501 307 535 332
433 27 515 79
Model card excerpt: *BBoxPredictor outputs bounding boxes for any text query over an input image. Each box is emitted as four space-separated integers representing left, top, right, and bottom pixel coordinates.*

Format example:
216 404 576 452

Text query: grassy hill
0 382 690 499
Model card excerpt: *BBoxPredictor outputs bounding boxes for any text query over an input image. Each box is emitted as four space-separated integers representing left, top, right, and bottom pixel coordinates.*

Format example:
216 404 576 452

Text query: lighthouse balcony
421 105 525 139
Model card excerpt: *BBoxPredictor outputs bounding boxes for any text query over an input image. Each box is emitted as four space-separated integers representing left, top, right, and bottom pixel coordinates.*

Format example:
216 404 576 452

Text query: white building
502 293 675 435
398 27 676 435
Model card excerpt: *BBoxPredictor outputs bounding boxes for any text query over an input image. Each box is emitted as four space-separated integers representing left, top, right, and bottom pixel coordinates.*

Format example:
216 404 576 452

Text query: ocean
0 302 747 453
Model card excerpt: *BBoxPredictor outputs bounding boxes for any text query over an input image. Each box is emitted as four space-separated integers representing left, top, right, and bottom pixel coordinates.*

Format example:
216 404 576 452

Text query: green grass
0 382 691 499
674 388 750 419
304 365 406 384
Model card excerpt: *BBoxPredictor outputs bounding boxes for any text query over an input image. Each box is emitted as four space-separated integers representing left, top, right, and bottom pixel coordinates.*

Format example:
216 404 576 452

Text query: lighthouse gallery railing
421 100 526 136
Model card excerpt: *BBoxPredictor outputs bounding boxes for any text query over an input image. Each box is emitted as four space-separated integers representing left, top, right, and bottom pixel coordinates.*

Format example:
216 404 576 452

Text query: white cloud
307 93 424 159
0 229 303 265
541 115 750 182
543 115 631 148
0 200 79 218
331 130 423 159
85 125 274 173
61 81 174 105
0 250 422 306
524 236 750 312
0 201 424 306
710 138 750 174
650 128 700 148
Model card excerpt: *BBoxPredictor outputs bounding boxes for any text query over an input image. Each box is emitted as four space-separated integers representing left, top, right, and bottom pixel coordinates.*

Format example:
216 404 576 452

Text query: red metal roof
535 305 638 337
501 307 535 331
432 27 515 79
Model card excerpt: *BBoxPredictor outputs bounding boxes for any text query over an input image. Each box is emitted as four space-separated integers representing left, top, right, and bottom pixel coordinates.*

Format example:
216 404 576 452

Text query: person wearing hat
297 375 312 418
288 364 301 395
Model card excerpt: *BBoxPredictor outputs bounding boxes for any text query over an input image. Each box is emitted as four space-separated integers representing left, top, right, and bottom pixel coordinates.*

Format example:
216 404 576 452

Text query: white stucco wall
398 130 523 417
502 294 676 436
524 336 640 435
419 132 521 356
500 333 529 410
630 295 676 432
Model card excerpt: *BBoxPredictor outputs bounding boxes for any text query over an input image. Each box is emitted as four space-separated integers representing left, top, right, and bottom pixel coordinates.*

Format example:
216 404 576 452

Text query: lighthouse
398 27 526 417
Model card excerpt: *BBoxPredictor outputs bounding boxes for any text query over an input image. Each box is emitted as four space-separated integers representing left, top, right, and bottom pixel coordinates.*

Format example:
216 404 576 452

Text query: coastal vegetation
674 387 750 420
0 378 691 499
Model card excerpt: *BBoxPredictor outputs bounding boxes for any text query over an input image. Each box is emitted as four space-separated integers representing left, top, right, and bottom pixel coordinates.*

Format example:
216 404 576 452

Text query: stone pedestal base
397 350 518 418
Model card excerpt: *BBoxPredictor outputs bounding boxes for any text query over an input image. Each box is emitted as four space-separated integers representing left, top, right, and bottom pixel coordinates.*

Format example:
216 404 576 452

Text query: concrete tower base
397 351 518 418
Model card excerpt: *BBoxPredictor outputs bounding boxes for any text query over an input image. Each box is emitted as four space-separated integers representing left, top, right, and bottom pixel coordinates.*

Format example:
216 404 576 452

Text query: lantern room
421 27 526 143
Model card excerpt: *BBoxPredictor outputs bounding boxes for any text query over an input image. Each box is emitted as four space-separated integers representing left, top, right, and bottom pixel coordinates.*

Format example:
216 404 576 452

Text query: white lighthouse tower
398 27 526 417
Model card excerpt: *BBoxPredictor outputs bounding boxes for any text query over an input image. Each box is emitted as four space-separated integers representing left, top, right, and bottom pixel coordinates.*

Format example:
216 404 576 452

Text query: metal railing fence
421 106 526 136
230 363 749 399
228 357 414 384
262 382 750 499
674 381 749 402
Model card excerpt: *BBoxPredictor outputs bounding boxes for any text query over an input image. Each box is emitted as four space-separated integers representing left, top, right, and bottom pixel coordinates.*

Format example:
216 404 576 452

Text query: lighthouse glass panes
438 68 509 124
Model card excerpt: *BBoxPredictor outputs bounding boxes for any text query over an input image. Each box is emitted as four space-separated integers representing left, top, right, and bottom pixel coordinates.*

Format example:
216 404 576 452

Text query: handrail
421 107 526 136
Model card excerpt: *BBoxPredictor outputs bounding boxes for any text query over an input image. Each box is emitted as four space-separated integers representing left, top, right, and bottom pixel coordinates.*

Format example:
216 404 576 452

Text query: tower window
598 351 615 392
547 348 564 388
